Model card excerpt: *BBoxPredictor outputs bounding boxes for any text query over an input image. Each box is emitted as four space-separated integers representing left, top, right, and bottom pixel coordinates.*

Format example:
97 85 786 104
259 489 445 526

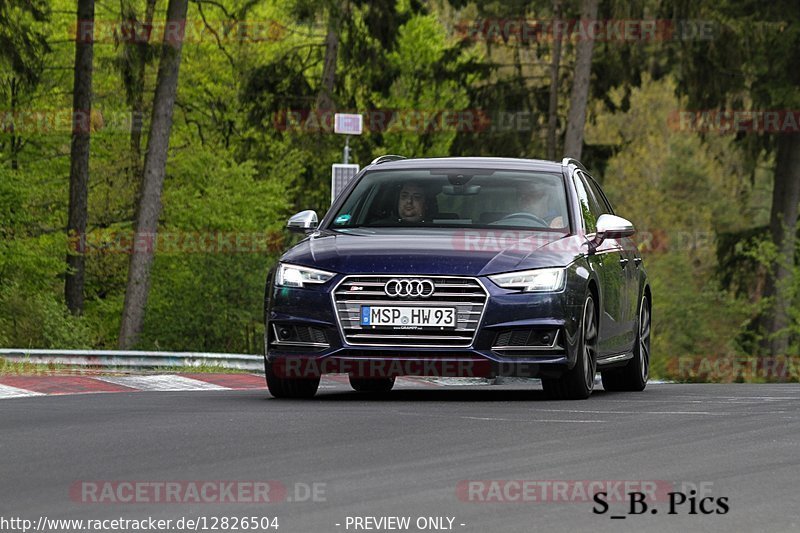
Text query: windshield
329 168 570 231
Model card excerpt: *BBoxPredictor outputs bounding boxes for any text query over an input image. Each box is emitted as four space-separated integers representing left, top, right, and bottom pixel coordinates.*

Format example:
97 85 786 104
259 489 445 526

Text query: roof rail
370 154 406 165
561 157 587 171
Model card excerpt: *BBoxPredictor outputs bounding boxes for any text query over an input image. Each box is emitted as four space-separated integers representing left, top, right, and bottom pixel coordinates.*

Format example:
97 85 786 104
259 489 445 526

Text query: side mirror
287 210 318 233
589 214 635 251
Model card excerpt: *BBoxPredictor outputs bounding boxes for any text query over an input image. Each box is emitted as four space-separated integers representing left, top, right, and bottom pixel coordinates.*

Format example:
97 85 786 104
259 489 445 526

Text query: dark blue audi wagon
264 156 651 400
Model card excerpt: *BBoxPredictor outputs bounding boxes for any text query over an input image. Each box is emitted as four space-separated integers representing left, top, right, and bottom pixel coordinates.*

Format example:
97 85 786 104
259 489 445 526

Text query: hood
280 228 582 276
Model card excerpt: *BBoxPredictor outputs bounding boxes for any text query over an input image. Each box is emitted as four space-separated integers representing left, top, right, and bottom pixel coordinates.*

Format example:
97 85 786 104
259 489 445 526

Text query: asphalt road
1 381 799 533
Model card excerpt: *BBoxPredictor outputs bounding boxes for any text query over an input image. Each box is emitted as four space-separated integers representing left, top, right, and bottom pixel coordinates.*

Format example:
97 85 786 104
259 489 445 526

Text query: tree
118 0 189 349
563 0 598 159
546 0 563 160
764 133 800 354
674 0 800 355
117 0 159 176
65 0 95 315
316 4 340 111
0 0 50 171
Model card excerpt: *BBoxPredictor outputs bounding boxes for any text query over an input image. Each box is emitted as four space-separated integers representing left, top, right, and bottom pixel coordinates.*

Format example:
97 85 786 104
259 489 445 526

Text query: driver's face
398 184 426 222
521 189 548 215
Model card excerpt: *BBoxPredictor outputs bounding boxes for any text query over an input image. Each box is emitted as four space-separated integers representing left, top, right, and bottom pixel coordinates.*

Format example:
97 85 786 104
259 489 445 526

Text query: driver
397 182 428 222
368 181 435 225
519 184 564 228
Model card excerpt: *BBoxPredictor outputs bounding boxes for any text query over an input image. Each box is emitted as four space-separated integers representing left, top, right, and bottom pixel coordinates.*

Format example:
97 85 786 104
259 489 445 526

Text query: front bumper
265 274 583 379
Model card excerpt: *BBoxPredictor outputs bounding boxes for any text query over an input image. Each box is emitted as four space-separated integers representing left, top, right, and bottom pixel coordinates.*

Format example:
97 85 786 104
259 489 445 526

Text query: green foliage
0 282 92 348
587 76 754 372
0 0 51 85
0 0 796 372
375 13 473 156
647 253 750 361
0 165 69 293
134 144 289 353
140 254 268 353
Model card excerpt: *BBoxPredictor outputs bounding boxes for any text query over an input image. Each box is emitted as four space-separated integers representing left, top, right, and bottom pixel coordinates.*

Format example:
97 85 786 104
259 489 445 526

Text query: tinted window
582 172 614 215
330 169 570 231
573 172 601 233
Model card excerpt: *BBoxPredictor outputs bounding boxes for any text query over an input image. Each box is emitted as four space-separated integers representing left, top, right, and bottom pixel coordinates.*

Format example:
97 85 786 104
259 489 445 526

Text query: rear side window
582 172 615 215
573 172 602 233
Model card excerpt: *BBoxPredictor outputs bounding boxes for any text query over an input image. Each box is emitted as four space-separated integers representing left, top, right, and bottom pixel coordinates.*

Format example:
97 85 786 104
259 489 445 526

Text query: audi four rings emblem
384 278 435 298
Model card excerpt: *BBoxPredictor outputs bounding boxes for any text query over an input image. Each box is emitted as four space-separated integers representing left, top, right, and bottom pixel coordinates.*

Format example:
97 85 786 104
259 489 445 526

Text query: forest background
1 0 798 381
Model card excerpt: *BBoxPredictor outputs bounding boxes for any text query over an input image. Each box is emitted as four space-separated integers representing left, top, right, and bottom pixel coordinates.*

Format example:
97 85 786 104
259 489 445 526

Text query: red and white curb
0 374 264 399
0 374 448 400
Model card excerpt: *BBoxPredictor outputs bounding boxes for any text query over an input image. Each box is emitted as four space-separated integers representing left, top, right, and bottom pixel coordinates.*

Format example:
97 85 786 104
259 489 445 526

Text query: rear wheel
542 294 598 400
349 375 396 393
265 359 320 399
602 295 650 392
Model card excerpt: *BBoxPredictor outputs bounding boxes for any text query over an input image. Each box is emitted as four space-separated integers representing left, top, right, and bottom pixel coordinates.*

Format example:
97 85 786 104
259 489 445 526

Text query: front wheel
349 375 396 393
602 295 650 392
542 294 598 400
265 359 320 399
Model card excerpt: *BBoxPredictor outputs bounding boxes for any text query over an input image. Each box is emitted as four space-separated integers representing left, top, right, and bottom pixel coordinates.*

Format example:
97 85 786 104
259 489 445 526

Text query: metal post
343 136 350 165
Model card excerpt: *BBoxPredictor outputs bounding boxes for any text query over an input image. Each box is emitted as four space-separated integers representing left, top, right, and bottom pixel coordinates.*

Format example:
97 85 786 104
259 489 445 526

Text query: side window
573 172 602 233
583 173 614 215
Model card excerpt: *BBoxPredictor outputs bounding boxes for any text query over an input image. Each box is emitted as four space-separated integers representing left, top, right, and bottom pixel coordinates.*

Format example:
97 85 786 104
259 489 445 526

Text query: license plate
360 306 456 328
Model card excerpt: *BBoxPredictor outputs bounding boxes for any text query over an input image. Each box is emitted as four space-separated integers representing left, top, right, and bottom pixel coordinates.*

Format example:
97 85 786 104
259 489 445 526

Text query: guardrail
0 349 263 372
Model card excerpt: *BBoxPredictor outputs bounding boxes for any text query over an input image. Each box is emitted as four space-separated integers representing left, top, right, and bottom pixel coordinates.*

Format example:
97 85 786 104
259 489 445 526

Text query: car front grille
332 275 488 347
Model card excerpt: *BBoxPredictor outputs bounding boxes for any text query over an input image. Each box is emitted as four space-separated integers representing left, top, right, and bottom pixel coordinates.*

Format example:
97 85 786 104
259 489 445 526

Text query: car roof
368 156 566 173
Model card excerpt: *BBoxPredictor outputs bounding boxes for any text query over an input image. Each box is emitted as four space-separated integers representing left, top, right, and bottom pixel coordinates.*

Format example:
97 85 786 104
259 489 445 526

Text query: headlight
489 268 566 292
275 263 335 288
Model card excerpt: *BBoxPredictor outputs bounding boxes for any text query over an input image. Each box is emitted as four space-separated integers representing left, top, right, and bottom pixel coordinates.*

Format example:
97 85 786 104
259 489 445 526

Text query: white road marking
394 411 606 424
0 384 45 399
318 376 443 389
459 416 603 423
97 375 228 391
536 408 727 416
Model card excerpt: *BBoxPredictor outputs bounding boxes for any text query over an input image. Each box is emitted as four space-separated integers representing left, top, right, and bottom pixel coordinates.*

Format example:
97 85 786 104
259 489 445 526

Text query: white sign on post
334 113 363 135
332 113 363 203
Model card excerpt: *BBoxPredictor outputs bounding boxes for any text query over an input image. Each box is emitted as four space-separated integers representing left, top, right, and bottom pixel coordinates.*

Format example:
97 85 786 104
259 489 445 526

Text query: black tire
542 294 598 400
602 295 650 392
264 359 320 399
349 375 396 393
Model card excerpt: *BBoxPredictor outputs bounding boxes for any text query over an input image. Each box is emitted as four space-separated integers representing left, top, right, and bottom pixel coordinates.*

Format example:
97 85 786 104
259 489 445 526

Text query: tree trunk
65 0 95 316
761 132 800 355
130 0 158 169
316 11 339 111
546 0 563 161
118 0 188 349
563 0 598 160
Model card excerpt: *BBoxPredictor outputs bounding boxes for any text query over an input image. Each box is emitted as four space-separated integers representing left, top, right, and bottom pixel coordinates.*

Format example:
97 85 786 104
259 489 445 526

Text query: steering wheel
500 212 548 227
